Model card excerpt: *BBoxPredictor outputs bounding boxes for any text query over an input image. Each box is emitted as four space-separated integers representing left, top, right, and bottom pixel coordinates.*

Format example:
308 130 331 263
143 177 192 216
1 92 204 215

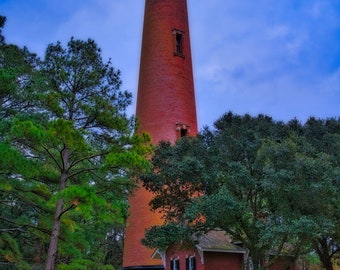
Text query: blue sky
1 0 339 129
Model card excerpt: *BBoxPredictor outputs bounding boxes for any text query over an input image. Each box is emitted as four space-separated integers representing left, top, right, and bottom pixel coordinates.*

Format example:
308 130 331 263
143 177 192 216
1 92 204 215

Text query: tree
0 17 47 269
257 132 339 270
1 35 151 269
0 16 5 45
39 38 151 270
143 113 292 269
142 112 340 270
0 17 39 120
142 137 209 222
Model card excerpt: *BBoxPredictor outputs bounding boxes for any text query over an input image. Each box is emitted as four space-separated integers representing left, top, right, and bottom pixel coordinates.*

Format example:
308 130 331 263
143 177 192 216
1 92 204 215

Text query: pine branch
58 202 77 219
0 227 25 233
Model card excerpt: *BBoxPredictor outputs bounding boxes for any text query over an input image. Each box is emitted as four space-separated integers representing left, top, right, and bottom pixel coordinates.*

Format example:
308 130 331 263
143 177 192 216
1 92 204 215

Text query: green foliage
142 137 208 221
0 20 151 269
0 29 40 120
142 112 340 270
142 223 194 251
57 258 114 270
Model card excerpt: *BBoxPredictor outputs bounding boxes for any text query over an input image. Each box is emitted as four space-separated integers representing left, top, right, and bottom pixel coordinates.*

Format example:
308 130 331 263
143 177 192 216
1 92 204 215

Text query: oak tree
142 112 340 270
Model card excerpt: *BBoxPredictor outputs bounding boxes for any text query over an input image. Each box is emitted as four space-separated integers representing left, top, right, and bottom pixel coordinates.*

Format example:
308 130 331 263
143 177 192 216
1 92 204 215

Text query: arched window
176 123 190 139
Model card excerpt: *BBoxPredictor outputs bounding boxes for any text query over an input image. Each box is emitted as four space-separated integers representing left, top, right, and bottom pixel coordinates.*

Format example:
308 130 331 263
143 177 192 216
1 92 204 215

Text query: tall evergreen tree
0 27 151 269
36 38 150 270
0 17 45 269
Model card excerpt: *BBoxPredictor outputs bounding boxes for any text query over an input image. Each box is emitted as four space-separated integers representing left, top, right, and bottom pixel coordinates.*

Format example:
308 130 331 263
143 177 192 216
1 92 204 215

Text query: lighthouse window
173 29 185 57
180 128 188 137
176 33 183 54
176 123 190 139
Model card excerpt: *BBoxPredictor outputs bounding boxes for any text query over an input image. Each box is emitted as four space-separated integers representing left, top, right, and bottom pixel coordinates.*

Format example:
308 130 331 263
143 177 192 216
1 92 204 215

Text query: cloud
189 0 340 127
1 0 339 128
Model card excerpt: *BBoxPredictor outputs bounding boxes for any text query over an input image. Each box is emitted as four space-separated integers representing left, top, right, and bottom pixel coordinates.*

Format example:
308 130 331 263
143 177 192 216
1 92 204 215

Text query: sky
1 0 340 129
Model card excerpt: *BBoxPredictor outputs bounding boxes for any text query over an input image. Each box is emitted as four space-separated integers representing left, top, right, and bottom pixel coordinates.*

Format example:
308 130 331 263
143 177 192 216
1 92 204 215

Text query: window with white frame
171 258 180 270
186 256 196 270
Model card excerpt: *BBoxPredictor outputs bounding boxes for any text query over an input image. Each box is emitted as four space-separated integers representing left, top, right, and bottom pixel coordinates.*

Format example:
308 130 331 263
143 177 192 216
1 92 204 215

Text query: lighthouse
122 0 197 269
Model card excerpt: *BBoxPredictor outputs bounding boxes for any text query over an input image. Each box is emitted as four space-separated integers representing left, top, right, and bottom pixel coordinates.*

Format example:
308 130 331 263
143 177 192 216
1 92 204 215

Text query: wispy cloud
1 0 339 128
189 0 340 126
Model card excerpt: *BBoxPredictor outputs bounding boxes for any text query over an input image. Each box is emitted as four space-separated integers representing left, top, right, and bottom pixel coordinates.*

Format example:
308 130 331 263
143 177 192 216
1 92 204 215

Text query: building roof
196 230 246 254
152 230 247 267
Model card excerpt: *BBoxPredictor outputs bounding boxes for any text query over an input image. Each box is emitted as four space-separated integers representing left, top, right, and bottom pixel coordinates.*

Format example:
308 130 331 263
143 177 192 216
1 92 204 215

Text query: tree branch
43 145 62 170
58 202 77 219
0 227 25 233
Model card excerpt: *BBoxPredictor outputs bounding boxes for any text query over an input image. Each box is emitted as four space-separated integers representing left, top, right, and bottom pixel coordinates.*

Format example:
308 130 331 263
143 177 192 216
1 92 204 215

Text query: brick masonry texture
122 0 198 268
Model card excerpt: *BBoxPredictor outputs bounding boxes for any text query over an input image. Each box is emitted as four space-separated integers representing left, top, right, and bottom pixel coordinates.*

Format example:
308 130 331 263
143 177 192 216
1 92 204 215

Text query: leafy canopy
142 112 340 270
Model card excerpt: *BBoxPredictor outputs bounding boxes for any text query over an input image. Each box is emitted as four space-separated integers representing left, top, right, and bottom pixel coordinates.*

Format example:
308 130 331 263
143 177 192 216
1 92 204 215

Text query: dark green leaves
142 112 340 270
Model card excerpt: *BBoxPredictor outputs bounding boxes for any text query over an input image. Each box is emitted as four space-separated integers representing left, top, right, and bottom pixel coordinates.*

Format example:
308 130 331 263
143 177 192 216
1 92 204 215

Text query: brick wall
122 0 198 267
166 244 244 270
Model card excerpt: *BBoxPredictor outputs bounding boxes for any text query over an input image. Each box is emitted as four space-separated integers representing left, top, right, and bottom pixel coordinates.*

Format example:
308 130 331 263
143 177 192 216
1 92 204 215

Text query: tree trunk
45 199 64 270
247 252 263 270
45 147 69 270
315 237 334 270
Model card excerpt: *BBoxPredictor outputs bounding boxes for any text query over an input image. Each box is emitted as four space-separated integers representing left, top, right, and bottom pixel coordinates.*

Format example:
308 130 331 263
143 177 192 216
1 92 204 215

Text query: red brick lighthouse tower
122 0 197 269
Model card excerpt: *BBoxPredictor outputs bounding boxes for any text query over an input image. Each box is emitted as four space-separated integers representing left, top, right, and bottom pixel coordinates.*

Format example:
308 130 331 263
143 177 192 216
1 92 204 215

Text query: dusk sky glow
1 0 339 129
